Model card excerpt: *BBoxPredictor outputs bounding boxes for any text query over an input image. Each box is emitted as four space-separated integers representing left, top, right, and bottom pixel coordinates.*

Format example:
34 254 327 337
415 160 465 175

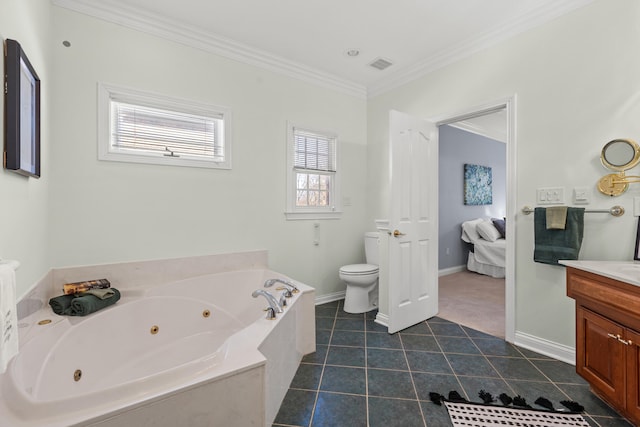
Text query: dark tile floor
273 300 632 427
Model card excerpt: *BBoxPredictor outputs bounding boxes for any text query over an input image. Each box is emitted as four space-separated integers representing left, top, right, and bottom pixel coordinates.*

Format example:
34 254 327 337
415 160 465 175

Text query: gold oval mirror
597 138 640 196
601 138 640 172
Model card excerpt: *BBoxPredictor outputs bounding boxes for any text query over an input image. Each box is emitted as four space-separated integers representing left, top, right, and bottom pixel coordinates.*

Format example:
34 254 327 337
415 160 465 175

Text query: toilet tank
364 232 380 265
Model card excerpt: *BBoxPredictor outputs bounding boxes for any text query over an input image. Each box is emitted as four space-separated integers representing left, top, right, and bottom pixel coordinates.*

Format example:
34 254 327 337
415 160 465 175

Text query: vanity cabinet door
576 307 625 407
625 328 640 423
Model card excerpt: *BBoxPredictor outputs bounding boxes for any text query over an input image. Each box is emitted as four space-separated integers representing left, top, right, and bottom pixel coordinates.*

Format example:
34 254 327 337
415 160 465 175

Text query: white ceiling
53 0 594 97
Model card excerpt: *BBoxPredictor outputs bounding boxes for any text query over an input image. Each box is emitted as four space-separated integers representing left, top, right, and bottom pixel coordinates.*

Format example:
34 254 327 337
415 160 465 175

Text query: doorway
431 98 516 342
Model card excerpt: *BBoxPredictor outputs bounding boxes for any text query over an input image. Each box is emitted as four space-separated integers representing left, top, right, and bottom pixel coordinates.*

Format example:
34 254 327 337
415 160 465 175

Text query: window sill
99 150 231 170
285 211 343 221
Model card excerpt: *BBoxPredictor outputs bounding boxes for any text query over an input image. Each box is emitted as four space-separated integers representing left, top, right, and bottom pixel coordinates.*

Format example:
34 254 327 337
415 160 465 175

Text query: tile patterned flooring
273 300 632 427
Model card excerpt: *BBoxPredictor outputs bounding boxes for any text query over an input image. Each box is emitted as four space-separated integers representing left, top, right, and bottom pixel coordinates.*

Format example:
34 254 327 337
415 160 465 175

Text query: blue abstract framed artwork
464 164 492 205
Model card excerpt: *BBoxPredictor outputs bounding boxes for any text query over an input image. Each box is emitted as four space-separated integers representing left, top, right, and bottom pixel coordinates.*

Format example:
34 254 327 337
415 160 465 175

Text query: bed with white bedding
461 218 506 278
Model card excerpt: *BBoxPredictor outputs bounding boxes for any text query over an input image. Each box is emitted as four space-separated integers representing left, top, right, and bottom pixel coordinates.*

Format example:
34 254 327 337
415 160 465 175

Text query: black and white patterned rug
429 391 590 427
444 400 590 427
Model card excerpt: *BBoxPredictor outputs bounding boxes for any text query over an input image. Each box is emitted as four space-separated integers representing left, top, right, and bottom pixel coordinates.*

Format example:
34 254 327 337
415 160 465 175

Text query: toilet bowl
340 232 379 314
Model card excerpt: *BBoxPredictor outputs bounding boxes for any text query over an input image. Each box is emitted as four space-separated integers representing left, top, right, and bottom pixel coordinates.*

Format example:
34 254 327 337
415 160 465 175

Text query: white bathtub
0 266 315 427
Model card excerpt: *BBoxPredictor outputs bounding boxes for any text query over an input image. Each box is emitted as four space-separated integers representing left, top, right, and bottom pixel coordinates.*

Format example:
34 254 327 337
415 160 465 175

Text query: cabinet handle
607 333 633 346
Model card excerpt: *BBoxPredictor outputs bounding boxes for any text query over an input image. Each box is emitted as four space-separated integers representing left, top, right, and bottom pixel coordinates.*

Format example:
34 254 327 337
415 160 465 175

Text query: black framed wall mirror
4 38 41 178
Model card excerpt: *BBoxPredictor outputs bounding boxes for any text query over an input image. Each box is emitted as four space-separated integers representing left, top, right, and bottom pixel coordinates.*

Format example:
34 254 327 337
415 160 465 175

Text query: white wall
47 7 368 300
439 125 506 270
0 0 51 295
4 0 637 355
367 0 640 348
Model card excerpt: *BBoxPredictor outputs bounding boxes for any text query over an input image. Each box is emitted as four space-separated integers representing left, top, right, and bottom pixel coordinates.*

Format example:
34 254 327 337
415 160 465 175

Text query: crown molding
367 0 597 98
51 0 367 99
53 0 595 100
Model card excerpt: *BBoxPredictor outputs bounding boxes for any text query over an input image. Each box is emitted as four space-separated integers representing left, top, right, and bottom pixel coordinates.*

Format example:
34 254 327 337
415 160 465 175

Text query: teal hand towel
534 207 585 265
82 288 115 299
48 294 75 315
69 288 121 316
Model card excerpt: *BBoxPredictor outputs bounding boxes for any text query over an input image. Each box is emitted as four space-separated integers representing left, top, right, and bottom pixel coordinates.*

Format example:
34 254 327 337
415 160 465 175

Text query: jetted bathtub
0 267 315 427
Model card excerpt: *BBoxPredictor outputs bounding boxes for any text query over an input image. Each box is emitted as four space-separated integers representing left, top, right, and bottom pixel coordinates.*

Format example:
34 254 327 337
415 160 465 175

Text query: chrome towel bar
521 205 625 217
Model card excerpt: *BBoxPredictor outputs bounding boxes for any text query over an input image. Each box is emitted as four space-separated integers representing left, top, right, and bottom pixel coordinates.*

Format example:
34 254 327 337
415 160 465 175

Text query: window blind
294 128 336 172
111 101 224 160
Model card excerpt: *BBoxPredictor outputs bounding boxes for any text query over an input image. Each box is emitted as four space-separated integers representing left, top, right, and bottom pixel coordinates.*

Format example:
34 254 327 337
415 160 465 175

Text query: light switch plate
634 197 640 217
537 187 565 205
573 187 591 204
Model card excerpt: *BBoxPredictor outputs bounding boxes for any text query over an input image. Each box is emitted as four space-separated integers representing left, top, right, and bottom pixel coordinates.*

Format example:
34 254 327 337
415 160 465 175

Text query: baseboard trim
514 331 575 365
438 265 466 276
375 312 389 327
315 291 345 306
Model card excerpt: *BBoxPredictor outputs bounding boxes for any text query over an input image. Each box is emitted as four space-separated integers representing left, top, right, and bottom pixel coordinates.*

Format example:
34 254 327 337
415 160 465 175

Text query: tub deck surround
17 250 269 311
0 252 315 427
15 250 269 345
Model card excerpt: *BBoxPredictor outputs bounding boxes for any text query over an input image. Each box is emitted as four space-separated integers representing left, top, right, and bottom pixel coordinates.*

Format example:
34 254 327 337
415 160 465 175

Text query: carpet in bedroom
439 270 505 338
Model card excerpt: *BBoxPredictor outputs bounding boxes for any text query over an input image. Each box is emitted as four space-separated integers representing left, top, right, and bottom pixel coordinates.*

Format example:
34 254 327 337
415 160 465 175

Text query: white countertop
560 260 640 287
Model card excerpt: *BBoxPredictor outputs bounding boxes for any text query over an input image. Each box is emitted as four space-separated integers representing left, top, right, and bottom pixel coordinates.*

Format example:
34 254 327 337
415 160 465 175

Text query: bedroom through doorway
437 108 508 338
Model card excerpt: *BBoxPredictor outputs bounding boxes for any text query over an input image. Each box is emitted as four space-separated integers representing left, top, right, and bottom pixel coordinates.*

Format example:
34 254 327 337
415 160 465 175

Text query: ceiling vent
368 57 393 71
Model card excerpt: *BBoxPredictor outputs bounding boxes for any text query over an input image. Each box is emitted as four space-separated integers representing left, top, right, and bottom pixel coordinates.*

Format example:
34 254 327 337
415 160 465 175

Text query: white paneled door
387 110 438 334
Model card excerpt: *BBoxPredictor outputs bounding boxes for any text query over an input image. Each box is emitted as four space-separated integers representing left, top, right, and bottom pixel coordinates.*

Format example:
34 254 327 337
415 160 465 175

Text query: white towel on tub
0 260 20 373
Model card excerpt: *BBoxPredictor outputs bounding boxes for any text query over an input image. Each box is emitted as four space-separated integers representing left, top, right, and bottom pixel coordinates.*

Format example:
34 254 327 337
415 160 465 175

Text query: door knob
392 229 405 237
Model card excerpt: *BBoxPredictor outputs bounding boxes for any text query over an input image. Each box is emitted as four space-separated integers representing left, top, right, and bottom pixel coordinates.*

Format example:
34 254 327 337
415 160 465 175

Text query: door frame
430 95 517 343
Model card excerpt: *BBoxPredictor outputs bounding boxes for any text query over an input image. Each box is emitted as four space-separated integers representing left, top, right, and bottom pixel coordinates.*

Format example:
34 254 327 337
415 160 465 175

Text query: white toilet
340 232 379 314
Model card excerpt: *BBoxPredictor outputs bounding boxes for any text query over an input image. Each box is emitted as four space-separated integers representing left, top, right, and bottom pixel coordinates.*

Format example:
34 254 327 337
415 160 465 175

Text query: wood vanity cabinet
566 267 640 425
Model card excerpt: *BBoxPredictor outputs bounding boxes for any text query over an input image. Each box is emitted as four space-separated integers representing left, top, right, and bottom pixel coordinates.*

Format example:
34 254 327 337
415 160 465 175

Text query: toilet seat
339 264 378 276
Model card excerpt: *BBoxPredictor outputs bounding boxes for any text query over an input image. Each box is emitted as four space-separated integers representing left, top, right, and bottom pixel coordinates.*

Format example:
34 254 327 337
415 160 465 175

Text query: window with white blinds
286 123 341 220
294 129 336 173
98 83 231 169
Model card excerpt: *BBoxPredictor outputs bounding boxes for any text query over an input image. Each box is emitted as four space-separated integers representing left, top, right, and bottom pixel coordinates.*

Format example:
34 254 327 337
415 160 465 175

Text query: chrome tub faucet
264 278 299 297
252 289 284 319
